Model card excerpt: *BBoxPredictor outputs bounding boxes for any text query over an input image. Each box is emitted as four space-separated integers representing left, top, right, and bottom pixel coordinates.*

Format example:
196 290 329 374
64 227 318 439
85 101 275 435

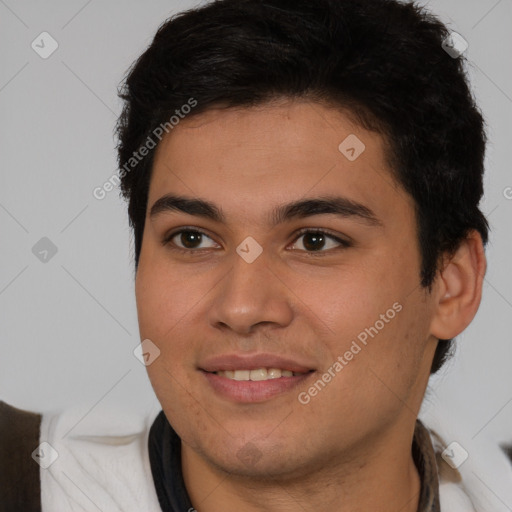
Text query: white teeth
215 368 304 381
267 368 282 379
250 368 268 381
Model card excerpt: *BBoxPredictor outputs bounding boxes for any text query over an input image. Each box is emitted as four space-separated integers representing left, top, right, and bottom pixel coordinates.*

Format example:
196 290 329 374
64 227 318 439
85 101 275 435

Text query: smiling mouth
211 368 313 381
201 367 315 403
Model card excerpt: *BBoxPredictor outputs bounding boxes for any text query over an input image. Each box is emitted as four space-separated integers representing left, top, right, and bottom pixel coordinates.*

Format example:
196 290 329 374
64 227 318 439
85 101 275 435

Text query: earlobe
430 231 487 340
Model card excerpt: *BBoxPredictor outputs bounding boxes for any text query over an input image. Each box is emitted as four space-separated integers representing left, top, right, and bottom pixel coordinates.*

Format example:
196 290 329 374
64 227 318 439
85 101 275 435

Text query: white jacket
38 403 512 512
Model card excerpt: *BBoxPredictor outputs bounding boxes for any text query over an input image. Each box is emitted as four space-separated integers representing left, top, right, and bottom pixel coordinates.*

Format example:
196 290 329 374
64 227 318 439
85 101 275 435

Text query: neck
181 419 422 512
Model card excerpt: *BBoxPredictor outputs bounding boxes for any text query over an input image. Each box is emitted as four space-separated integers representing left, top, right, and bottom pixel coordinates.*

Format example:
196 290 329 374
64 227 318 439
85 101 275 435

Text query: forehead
148 100 410 228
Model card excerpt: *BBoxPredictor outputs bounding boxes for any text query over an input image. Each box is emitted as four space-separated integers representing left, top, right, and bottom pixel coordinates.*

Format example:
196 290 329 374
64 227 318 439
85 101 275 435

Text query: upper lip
199 353 315 373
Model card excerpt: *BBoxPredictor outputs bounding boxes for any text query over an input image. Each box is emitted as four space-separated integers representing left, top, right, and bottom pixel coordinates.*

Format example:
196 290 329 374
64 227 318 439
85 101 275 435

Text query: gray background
1 0 511 445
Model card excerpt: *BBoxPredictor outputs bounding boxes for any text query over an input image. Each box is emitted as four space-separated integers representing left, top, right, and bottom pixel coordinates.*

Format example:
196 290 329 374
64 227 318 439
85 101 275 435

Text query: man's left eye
290 230 350 252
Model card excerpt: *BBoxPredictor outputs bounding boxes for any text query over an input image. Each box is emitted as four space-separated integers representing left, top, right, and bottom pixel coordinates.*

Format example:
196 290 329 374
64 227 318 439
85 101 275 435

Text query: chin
195 433 314 479
209 448 310 481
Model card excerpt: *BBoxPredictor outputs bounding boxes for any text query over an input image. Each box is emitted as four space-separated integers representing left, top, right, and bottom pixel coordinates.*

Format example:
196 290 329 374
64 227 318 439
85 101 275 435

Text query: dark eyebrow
149 194 382 227
150 194 224 222
271 195 382 227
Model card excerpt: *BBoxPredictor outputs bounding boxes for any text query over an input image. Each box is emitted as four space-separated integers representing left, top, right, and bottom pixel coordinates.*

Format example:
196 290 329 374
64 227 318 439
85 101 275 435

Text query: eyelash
162 227 351 256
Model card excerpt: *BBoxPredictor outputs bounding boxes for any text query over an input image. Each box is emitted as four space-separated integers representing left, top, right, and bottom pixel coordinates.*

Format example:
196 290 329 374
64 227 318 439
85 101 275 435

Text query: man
2 0 512 511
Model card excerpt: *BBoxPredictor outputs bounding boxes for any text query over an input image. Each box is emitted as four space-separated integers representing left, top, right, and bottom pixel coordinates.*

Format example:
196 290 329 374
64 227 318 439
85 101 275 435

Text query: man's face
135 100 439 478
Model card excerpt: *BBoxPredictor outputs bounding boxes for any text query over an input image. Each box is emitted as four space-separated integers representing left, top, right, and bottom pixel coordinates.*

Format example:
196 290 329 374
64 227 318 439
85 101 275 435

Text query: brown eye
291 230 350 253
165 229 218 251
301 232 327 251
178 231 203 249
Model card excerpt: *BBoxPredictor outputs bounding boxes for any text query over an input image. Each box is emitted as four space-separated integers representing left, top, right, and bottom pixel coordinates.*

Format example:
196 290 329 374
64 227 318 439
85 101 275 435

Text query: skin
135 99 486 511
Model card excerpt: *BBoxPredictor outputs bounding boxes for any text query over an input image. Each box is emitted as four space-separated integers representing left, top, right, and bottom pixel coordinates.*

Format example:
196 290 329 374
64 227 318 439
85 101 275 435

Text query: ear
430 230 487 340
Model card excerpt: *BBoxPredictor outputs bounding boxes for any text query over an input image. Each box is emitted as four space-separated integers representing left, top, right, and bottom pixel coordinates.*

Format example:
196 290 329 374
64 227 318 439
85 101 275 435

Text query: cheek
135 254 204 341
134 262 199 416
293 262 404 339
295 258 429 391
135 260 205 440
146 358 214 449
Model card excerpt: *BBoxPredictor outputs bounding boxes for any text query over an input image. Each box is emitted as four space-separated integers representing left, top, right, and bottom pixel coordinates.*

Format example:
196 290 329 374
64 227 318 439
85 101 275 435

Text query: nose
208 250 294 336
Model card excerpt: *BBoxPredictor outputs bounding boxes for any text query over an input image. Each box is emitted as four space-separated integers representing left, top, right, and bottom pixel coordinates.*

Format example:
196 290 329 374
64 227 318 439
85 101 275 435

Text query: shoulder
39 402 163 512
421 408 512 512
0 400 42 512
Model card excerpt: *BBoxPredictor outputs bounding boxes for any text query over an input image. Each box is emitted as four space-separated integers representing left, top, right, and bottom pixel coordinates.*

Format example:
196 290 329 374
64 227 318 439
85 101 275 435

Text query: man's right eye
163 228 219 252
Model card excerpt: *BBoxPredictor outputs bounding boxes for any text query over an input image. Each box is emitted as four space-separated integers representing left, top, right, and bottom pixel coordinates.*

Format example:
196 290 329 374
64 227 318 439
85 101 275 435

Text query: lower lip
201 370 314 403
